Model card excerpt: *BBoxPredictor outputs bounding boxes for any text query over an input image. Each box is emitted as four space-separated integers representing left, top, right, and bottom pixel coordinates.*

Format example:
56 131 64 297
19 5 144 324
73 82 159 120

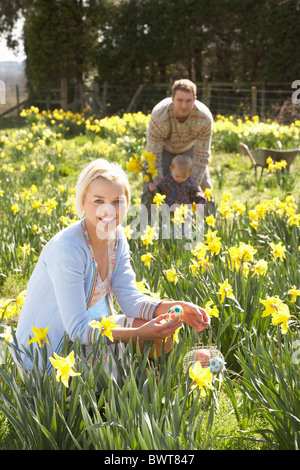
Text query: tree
23 0 103 100
0 0 24 50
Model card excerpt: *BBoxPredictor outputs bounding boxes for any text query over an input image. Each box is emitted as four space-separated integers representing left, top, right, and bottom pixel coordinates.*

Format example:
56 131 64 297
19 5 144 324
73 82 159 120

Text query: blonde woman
15 159 209 377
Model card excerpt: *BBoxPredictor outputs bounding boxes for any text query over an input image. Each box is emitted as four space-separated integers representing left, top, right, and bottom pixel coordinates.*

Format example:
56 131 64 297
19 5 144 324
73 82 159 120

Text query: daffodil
141 225 156 247
222 191 231 202
207 237 222 255
153 192 166 207
126 155 142 174
231 201 246 215
191 242 209 260
166 268 179 285
288 213 300 227
287 286 300 303
270 241 286 262
124 224 134 239
19 244 31 256
206 230 222 255
11 203 19 214
141 252 154 268
204 188 212 201
0 326 12 345
238 242 257 262
27 326 50 348
172 204 189 224
16 290 26 307
172 326 182 344
251 259 268 276
217 279 235 303
218 201 233 220
189 259 200 276
260 296 284 317
136 279 151 295
204 300 219 318
89 315 121 342
271 303 291 334
189 361 214 396
205 214 216 227
49 350 80 387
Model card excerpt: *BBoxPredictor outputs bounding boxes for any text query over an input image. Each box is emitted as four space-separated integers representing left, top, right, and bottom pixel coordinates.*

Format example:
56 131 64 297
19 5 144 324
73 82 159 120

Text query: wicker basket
183 323 224 375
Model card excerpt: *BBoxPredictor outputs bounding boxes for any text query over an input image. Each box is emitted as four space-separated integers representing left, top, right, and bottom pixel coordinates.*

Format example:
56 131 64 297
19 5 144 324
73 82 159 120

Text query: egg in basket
183 323 225 375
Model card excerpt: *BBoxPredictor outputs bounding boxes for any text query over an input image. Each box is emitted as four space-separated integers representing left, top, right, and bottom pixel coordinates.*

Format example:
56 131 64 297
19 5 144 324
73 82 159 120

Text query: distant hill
0 60 26 78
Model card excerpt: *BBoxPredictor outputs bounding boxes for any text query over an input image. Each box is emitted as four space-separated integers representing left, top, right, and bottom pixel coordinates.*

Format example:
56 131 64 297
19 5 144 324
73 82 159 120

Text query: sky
0 18 26 62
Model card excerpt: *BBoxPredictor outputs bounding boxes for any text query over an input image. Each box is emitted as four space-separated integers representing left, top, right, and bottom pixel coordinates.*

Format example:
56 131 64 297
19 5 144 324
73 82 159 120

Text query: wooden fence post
260 80 266 119
61 78 68 110
16 85 20 120
202 78 211 108
126 84 144 113
102 81 108 116
251 86 257 115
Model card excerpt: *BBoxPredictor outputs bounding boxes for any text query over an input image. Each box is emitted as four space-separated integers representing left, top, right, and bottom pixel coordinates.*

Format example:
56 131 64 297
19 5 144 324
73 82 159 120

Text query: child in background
148 154 206 207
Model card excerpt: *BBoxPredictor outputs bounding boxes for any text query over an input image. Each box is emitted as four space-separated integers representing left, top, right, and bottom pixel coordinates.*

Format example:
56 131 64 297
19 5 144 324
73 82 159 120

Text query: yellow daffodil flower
251 259 268 276
189 361 214 396
217 279 235 303
16 290 26 307
27 326 50 348
141 225 156 247
89 316 121 343
288 213 300 227
124 224 134 239
260 296 284 317
141 253 154 268
11 204 19 214
222 191 231 202
189 259 200 276
287 286 300 303
205 214 216 227
172 204 189 225
19 244 31 256
153 192 166 207
231 201 246 215
218 201 233 220
49 350 80 387
166 268 179 285
204 188 212 201
204 300 219 318
0 326 12 346
126 155 142 174
270 241 286 262
270 303 291 334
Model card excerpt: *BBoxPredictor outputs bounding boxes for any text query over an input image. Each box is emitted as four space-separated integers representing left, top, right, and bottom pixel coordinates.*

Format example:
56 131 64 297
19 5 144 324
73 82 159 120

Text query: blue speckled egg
207 356 224 374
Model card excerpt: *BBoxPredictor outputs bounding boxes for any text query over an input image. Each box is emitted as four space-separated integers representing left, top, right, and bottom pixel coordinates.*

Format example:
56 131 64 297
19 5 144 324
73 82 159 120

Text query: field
0 108 299 450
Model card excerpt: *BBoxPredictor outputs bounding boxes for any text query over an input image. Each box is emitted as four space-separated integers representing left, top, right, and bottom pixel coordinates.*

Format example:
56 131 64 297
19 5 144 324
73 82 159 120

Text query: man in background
143 79 215 214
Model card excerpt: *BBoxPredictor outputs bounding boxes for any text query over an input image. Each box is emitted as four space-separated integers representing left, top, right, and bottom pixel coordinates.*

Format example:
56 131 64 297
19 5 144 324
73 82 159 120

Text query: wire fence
1 80 298 123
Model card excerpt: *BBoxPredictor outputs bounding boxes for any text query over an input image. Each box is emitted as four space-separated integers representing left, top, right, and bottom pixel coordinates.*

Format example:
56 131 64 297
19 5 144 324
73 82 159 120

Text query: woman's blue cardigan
14 220 161 371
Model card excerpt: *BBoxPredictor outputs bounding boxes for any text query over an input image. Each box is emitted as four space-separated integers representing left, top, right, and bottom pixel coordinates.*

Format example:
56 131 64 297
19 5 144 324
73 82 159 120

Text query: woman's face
83 178 128 238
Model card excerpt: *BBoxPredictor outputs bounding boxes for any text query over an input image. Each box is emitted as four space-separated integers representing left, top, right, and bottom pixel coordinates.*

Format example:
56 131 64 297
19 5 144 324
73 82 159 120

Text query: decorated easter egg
195 348 211 368
165 305 184 321
207 356 224 374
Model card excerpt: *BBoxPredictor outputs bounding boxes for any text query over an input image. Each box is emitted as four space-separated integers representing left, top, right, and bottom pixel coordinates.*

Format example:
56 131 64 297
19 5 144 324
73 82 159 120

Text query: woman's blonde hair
75 158 131 218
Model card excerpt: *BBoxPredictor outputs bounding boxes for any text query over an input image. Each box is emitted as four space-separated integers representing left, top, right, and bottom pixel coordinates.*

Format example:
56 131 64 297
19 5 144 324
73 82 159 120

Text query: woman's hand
138 314 183 341
154 300 210 332
179 301 210 332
